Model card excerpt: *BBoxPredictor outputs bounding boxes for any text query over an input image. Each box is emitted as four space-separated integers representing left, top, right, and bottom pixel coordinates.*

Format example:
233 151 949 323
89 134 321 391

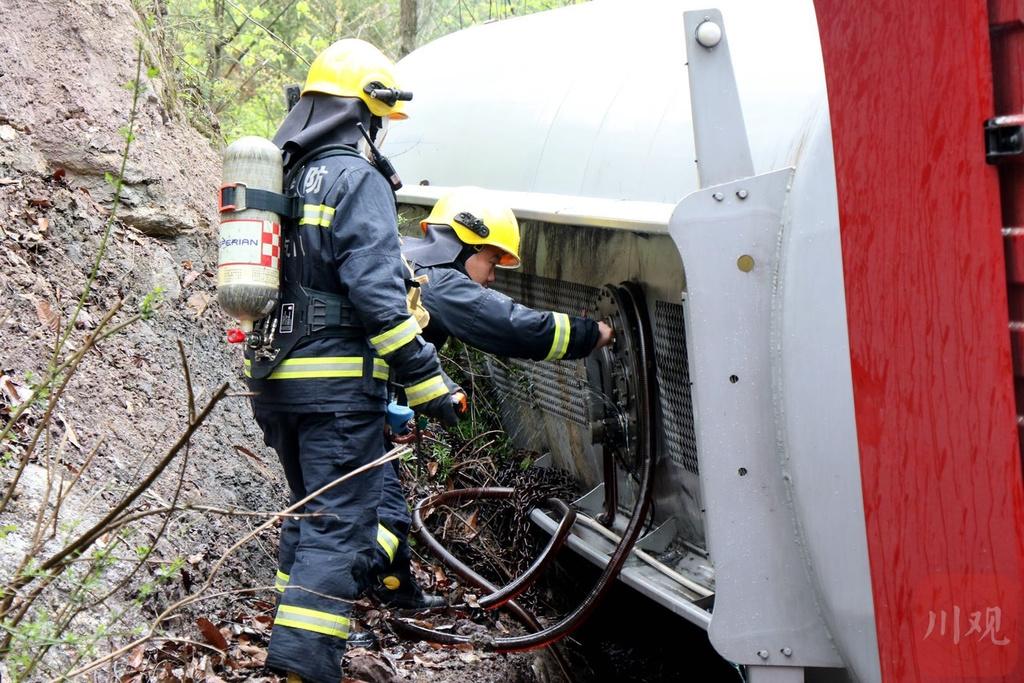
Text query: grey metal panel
669 169 842 667
775 108 880 683
529 507 712 629
683 9 754 188
396 185 676 233
747 667 806 683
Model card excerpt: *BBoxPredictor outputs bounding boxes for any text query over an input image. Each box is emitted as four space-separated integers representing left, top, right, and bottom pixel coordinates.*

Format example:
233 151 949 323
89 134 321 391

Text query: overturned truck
385 1 1024 682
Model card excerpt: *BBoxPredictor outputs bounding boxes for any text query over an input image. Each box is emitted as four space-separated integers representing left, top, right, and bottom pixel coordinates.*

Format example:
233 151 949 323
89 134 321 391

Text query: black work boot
347 629 379 650
373 571 447 611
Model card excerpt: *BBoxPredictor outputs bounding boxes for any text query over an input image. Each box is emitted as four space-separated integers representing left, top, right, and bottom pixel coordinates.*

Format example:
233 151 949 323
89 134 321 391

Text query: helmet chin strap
368 115 389 147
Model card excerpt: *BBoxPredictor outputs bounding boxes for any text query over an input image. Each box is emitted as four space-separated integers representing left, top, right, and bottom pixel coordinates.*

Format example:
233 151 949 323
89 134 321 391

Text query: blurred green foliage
139 0 586 143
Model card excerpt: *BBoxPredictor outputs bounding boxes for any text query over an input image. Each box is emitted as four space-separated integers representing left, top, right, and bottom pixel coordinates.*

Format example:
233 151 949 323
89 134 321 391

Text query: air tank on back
217 136 283 329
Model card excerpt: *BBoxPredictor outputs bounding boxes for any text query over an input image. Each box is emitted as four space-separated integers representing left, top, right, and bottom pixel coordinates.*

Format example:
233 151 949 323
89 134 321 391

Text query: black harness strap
219 185 302 218
244 144 376 380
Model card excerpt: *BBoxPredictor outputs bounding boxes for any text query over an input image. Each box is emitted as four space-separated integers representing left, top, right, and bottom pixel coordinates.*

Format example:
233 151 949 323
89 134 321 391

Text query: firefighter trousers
255 408 385 683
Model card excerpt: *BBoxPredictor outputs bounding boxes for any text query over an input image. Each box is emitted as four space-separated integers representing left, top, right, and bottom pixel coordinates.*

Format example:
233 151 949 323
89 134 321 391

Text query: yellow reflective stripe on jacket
376 523 399 562
275 570 290 593
544 313 571 361
370 317 421 356
298 203 335 228
405 374 448 407
373 358 390 381
275 604 350 639
263 356 363 380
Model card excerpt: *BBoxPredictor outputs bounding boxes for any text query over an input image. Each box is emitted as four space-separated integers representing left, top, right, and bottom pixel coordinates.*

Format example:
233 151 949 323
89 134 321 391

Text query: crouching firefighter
370 187 615 609
234 39 462 683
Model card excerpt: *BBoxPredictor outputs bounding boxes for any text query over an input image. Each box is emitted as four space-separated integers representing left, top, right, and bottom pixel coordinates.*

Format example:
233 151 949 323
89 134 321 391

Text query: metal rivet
757 650 769 660
736 189 749 199
729 374 739 383
695 20 723 48
738 467 748 476
712 192 724 202
737 255 755 272
782 647 793 657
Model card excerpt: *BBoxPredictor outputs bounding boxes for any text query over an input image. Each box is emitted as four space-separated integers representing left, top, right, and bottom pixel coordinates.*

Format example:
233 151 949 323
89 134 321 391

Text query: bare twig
0 383 229 626
222 0 310 66
0 300 123 513
176 340 196 423
62 445 409 679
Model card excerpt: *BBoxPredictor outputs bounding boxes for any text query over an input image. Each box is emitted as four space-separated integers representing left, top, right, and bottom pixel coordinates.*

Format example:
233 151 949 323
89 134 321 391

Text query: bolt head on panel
696 20 723 48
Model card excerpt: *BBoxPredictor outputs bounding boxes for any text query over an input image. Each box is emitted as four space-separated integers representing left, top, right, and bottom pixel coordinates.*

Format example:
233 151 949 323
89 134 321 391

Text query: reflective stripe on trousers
275 604 350 639
376 523 399 562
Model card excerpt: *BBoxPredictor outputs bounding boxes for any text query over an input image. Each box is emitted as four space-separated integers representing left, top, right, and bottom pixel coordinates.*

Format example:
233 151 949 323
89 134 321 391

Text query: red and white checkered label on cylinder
261 222 280 268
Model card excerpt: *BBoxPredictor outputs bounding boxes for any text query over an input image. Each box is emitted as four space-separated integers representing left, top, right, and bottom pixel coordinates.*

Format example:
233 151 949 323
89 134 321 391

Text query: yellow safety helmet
303 39 410 119
421 187 522 269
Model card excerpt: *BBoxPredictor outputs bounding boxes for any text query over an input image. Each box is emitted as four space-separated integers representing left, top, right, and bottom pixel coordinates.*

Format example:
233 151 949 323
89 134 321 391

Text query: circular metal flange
593 284 649 471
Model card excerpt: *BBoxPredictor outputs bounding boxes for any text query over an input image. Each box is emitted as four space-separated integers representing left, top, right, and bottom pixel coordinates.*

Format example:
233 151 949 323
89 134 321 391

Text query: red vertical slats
814 0 1024 680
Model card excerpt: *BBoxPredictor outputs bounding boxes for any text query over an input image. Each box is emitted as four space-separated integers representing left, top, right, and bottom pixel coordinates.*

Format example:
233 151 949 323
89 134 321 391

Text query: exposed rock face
0 4 281 673
0 0 219 238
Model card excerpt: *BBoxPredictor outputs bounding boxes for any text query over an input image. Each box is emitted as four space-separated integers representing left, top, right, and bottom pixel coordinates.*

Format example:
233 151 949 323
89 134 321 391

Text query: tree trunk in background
400 0 418 57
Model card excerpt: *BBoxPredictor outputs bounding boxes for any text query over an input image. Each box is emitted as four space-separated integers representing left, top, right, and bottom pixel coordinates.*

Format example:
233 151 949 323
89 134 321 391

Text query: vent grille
488 271 599 425
493 270 600 317
653 301 699 474
489 358 590 425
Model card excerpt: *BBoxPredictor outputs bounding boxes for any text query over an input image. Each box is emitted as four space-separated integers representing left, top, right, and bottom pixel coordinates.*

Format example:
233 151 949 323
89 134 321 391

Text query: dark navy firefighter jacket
245 153 447 412
405 256 600 362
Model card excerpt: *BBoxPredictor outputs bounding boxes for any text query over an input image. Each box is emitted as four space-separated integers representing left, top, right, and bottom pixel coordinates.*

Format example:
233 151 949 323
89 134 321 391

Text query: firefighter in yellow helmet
367 189 614 612
402 186 614 355
246 39 460 683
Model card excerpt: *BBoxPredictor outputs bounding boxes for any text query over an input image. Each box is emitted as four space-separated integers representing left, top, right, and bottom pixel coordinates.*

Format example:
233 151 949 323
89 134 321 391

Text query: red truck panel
814 1 1024 680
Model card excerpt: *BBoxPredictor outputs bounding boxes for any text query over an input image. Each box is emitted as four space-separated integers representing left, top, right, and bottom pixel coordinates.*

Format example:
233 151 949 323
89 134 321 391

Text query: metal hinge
985 114 1024 163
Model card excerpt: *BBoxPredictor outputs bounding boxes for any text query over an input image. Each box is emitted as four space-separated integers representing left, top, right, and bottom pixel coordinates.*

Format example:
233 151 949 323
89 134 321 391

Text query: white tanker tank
386 2 880 681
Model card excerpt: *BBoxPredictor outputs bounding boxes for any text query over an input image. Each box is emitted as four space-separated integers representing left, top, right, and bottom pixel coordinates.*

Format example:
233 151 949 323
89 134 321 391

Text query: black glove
416 391 459 427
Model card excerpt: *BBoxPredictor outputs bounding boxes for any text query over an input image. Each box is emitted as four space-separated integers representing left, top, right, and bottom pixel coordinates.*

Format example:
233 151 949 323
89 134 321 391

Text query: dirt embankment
0 3 550 681
0 0 289 677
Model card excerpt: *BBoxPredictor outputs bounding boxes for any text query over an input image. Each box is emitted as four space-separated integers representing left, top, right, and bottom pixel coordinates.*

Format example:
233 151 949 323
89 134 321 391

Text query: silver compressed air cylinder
217 136 283 328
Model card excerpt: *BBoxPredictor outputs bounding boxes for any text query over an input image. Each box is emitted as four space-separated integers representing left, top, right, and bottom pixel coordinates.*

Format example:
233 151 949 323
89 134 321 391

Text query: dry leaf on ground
0 374 34 406
187 291 210 316
197 617 229 651
34 298 58 331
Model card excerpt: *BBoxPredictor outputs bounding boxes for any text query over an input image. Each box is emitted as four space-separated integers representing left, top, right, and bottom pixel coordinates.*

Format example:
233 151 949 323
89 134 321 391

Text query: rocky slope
0 2 550 681
0 0 299 678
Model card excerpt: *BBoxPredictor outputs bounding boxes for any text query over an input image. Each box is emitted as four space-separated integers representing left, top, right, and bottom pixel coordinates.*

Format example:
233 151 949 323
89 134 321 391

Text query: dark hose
393 285 658 654
405 487 575 679
395 433 655 652
412 489 575 611
478 499 575 610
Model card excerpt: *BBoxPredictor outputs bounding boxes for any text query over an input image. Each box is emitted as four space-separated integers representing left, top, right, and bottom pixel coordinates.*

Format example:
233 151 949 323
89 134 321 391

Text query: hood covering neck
402 227 476 272
273 94 370 169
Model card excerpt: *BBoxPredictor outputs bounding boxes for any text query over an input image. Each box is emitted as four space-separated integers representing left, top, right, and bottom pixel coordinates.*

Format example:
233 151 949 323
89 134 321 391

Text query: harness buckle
219 183 247 213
